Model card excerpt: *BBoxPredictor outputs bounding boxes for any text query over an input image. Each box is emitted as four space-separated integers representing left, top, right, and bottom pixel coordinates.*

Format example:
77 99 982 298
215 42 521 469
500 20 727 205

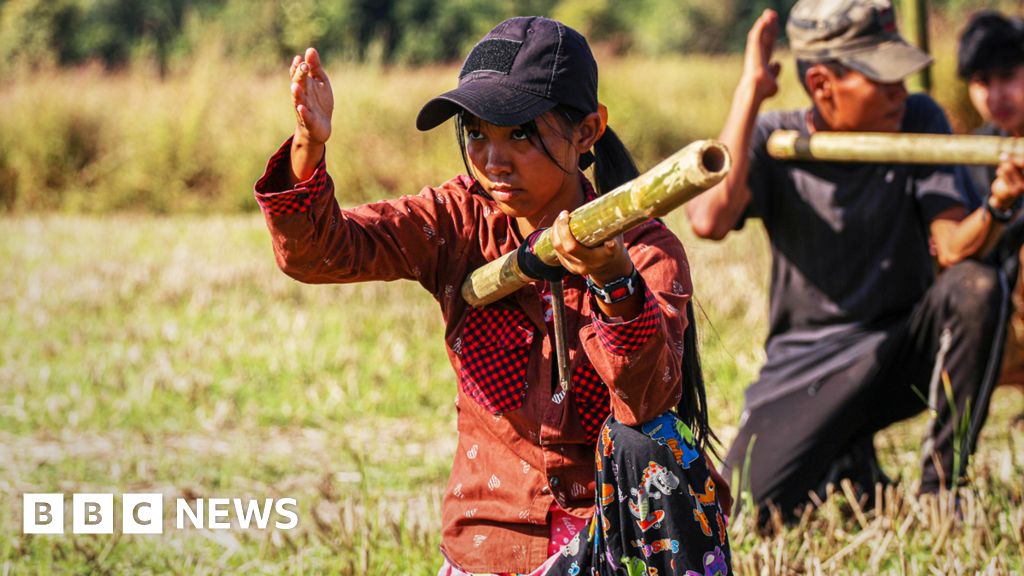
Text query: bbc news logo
23 493 299 535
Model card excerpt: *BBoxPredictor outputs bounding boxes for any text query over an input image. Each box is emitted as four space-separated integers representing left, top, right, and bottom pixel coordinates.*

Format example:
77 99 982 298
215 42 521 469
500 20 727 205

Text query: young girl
255 16 732 576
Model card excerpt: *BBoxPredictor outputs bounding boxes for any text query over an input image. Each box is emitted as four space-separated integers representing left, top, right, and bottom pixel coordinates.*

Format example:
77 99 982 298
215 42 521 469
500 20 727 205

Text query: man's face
968 65 1024 135
826 68 909 132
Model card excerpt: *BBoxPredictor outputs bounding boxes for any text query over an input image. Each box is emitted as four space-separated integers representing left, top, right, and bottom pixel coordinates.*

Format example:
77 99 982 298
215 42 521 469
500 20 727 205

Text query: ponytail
589 122 717 456
679 300 718 457
591 126 639 195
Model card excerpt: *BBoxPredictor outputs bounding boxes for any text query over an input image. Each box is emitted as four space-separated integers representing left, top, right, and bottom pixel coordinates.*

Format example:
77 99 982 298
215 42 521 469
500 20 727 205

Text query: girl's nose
486 144 513 176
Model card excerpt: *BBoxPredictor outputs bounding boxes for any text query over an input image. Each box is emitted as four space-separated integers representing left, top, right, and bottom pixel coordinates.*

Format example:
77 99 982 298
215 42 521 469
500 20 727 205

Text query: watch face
587 270 638 304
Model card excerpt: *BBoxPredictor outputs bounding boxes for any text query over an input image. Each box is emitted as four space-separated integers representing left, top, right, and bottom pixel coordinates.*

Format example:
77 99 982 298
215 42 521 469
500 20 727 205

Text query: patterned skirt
439 411 733 576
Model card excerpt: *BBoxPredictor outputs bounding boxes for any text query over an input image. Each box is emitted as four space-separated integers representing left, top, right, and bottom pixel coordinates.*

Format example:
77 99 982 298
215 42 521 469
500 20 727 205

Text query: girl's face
463 112 584 231
968 65 1024 136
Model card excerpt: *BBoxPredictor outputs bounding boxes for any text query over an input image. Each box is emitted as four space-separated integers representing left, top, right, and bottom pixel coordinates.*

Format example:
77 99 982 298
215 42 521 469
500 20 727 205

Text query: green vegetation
0 29 985 214
1 0 1016 73
0 0 803 73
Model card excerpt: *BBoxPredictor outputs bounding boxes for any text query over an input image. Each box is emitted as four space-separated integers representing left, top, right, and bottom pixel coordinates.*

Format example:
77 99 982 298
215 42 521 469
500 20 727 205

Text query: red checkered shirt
255 137 694 574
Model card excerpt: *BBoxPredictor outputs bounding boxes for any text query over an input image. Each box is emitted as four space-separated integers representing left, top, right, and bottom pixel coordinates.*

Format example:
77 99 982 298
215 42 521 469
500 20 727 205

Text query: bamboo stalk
461 139 731 307
767 130 1024 166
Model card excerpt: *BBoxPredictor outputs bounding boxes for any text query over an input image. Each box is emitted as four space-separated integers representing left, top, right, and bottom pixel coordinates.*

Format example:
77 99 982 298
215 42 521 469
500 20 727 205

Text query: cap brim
415 80 556 131
839 39 933 84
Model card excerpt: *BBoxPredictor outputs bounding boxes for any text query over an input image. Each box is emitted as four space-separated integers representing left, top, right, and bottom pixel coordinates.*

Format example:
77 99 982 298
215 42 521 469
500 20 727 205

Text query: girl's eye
466 129 484 141
510 129 529 141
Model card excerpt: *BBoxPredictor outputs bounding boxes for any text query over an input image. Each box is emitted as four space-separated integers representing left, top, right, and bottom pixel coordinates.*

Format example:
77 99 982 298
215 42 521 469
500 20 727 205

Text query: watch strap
586 268 640 304
986 199 1015 223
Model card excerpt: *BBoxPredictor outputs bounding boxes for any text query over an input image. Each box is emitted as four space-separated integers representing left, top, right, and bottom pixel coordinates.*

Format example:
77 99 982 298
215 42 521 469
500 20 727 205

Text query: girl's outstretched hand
290 47 334 145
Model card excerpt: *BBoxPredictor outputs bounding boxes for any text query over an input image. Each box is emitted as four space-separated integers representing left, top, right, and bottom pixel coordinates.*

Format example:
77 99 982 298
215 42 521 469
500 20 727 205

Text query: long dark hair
455 107 717 454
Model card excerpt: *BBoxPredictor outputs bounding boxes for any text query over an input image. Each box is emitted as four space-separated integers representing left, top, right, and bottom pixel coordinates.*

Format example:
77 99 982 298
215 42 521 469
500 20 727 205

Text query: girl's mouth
489 187 522 202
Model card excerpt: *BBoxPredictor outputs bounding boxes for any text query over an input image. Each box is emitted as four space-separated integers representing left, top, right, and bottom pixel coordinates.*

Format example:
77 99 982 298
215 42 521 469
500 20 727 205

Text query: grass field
1 213 1022 575
1 38 1023 575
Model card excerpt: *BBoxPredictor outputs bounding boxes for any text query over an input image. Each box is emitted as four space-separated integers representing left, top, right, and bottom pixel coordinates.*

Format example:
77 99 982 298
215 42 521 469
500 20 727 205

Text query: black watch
586 268 641 304
986 199 1015 223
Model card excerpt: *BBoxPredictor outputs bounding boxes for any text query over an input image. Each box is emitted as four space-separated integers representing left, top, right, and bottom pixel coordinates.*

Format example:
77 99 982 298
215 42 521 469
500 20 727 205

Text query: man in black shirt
687 0 1024 521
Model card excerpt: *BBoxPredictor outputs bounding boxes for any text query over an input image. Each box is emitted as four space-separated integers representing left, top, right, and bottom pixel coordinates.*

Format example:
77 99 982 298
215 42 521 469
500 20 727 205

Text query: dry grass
1 215 1022 574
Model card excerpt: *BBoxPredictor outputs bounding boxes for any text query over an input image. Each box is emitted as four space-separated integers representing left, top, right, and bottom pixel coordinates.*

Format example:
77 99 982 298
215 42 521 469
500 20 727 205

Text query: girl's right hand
291 47 334 145
742 9 781 103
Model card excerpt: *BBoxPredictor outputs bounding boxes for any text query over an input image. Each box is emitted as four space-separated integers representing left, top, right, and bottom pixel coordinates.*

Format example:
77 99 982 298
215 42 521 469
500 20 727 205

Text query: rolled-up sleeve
579 221 691 425
253 136 474 295
588 286 661 355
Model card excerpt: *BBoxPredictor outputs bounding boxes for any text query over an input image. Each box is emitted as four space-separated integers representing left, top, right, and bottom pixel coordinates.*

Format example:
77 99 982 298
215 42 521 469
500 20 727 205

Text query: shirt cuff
590 285 660 355
254 136 328 217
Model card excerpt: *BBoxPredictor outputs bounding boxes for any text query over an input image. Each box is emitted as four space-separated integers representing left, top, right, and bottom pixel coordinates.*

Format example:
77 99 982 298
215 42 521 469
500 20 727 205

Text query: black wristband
516 229 568 282
986 199 1015 223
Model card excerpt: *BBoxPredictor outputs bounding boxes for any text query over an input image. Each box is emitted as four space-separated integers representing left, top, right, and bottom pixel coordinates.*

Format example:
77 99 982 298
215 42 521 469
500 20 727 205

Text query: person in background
686 0 1024 522
958 11 1024 417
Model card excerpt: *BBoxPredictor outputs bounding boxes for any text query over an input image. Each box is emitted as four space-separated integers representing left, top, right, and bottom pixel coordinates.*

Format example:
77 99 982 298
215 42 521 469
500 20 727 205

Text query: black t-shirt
965 122 1001 205
740 94 966 405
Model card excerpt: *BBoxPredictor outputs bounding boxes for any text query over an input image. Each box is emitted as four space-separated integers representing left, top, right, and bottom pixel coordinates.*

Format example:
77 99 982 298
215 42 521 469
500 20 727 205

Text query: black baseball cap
416 17 598 131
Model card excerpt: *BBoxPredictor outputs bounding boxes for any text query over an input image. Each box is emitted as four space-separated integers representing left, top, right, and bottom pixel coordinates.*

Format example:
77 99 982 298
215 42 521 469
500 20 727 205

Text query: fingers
550 211 628 277
749 9 778 43
745 9 779 81
291 51 318 106
761 10 778 45
551 211 585 273
305 47 323 80
993 155 1024 203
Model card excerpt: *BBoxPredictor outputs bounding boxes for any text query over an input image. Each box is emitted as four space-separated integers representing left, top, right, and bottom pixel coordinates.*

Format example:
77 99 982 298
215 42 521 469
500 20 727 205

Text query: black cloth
736 95 965 409
724 261 1001 520
965 123 1002 207
723 94 1003 520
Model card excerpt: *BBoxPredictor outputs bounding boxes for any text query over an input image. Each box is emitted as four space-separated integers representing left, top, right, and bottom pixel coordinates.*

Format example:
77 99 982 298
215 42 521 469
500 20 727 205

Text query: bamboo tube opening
700 145 728 175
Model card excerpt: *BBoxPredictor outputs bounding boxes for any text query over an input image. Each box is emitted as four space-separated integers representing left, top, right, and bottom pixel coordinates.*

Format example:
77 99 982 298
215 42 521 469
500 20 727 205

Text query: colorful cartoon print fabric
440 411 732 575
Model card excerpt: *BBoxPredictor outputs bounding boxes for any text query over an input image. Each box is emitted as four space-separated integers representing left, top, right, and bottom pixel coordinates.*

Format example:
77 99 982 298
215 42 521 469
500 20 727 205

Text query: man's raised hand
743 9 782 103
291 47 334 145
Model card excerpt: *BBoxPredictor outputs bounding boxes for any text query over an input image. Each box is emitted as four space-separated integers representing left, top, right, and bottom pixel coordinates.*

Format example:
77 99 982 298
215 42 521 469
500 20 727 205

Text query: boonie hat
787 0 933 83
416 16 598 131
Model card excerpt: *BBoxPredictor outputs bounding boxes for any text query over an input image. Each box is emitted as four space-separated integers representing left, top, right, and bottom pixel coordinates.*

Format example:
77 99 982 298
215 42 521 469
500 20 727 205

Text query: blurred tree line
1 0 828 73
0 0 1005 73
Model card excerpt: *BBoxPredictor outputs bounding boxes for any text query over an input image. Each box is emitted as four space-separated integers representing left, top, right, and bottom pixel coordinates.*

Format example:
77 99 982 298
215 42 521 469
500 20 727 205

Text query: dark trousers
549 412 732 575
722 260 1004 521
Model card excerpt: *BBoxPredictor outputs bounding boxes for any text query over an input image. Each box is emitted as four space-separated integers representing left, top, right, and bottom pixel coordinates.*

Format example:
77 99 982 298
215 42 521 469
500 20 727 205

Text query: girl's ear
575 107 607 152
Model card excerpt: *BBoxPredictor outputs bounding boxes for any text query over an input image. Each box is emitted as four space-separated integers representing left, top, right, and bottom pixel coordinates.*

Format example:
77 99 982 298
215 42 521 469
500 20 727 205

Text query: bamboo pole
767 130 1024 166
461 139 731 307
